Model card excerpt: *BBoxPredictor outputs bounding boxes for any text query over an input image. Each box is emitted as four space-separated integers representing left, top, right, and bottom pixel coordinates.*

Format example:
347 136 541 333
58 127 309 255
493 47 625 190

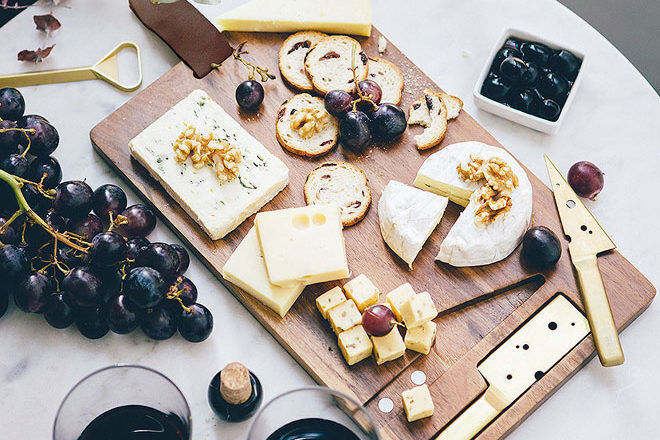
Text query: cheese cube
402 384 434 422
386 283 415 321
343 274 379 312
338 325 373 366
372 327 406 365
316 286 347 319
404 321 437 355
400 291 438 329
221 228 304 317
327 300 362 334
255 205 349 287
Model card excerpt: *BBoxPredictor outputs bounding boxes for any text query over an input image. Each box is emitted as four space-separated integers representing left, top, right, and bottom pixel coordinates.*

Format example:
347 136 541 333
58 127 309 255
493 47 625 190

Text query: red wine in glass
77 405 189 440
266 418 361 440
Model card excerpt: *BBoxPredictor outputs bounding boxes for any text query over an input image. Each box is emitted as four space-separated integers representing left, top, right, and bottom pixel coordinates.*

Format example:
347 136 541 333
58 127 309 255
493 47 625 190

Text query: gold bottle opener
0 41 142 92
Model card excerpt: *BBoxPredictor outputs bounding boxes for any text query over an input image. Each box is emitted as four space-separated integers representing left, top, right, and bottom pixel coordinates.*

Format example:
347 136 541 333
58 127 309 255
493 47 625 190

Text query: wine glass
247 386 380 440
53 364 191 440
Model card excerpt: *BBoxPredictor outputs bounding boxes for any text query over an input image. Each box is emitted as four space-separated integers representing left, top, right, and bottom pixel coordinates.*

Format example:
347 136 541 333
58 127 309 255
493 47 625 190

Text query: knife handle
435 388 504 440
573 255 624 366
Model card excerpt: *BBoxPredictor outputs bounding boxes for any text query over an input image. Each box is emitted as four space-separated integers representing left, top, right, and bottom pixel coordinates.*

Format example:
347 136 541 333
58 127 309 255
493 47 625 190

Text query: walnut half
173 126 241 182
290 106 328 139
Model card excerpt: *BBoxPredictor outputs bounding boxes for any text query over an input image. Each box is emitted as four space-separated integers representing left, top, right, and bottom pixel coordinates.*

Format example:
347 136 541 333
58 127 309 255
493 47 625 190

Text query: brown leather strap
129 0 232 78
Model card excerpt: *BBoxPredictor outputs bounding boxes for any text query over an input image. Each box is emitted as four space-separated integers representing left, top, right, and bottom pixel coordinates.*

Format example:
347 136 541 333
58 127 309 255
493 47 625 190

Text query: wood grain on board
90 28 655 440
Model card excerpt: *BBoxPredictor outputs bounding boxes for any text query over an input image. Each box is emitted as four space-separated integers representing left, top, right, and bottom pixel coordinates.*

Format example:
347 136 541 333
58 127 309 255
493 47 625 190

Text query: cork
220 363 252 405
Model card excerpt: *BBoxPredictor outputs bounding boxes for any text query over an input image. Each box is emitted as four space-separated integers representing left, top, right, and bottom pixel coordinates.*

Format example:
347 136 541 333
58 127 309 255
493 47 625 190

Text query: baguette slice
439 93 464 120
367 57 404 105
411 89 448 150
304 35 369 95
279 31 327 91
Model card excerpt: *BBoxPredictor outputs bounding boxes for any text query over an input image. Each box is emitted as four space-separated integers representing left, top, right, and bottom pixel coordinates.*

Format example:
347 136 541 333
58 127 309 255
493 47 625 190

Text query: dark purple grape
104 294 139 334
537 72 569 101
170 243 189 275
481 74 512 103
521 226 561 270
21 183 53 214
339 111 371 153
90 231 127 267
0 285 8 318
549 49 581 80
95 267 122 300
27 156 62 189
370 104 406 140
0 88 25 121
520 42 552 66
126 237 149 260
24 210 64 249
1 153 28 177
92 184 127 220
567 161 604 200
537 99 562 121
53 180 93 219
124 266 165 309
499 57 527 84
324 90 353 116
0 120 21 156
117 204 156 238
18 116 59 157
14 271 52 313
362 304 396 337
178 303 213 343
0 244 28 281
67 213 103 240
43 292 76 329
503 37 522 51
57 244 88 268
62 266 104 308
492 47 522 71
235 80 264 111
353 80 382 111
507 88 540 114
141 305 177 340
167 276 198 309
520 62 540 86
136 243 179 280
76 306 109 339
0 215 22 245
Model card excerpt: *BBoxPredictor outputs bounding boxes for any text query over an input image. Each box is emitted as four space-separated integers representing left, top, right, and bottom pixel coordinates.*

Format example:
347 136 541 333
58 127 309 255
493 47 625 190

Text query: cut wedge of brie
378 180 448 269
415 141 533 267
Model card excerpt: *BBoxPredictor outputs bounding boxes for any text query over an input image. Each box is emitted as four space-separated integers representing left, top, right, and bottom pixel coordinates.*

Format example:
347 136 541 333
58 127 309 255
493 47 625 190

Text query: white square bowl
473 27 587 134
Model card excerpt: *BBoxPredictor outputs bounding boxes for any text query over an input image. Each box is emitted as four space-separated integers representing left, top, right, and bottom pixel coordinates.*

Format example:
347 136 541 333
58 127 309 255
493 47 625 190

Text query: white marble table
0 1 658 438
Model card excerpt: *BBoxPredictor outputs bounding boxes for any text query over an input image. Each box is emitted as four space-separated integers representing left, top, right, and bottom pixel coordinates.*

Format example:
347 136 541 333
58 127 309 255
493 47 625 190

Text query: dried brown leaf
34 14 61 35
17 45 55 63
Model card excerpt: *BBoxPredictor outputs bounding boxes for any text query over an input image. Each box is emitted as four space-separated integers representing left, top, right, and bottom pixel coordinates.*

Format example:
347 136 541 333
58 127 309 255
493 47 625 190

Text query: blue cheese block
129 89 289 240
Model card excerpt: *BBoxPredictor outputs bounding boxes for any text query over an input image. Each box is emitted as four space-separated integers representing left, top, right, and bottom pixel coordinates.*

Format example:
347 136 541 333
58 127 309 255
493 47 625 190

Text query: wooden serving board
90 28 655 439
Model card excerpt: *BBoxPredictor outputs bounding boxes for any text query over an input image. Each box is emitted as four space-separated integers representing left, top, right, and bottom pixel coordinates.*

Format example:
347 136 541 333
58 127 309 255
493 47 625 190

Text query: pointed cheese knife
544 155 623 367
437 295 590 440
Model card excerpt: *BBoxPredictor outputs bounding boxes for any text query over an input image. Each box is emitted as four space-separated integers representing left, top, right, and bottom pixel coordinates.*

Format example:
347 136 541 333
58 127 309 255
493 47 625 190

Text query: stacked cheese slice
222 205 349 317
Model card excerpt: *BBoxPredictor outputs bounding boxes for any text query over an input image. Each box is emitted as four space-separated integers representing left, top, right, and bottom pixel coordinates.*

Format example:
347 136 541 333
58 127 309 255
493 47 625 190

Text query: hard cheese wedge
255 205 349 287
221 227 304 317
216 0 372 37
129 90 289 240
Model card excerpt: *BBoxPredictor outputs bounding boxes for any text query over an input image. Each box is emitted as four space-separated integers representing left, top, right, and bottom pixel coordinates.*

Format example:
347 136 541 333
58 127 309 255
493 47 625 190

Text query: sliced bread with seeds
304 161 371 227
367 57 404 105
279 31 327 91
408 89 448 150
304 35 369 95
276 93 339 157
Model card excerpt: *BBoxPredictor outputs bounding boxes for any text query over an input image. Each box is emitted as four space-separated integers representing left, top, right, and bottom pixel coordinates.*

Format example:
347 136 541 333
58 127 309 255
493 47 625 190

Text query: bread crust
278 31 327 92
304 35 369 95
411 89 448 151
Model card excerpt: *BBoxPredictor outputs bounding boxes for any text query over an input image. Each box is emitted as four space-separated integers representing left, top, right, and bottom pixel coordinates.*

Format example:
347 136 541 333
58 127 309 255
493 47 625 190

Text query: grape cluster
0 88 213 343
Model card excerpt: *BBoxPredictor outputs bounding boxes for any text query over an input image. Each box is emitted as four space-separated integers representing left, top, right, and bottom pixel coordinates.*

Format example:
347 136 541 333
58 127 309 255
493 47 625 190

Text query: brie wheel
378 180 448 269
416 141 533 267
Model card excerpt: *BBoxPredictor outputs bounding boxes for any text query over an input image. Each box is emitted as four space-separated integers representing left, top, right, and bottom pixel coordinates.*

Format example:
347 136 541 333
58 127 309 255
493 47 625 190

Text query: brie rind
419 142 533 267
378 180 448 268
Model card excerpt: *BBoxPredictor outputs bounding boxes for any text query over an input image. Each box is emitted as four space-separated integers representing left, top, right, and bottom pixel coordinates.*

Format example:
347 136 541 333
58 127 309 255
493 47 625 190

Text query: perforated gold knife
544 155 623 367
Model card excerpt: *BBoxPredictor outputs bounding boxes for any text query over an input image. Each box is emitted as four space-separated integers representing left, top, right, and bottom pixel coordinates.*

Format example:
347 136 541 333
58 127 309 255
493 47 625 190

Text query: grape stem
0 127 35 157
107 212 128 232
166 276 192 313
350 44 378 113
211 41 276 82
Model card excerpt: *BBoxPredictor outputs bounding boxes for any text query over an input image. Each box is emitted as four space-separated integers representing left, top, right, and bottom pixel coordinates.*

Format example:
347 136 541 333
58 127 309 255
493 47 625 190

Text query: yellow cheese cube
372 327 406 365
255 206 349 288
402 384 434 422
316 286 347 319
343 274 379 312
221 228 305 318
386 283 415 321
327 299 362 334
338 325 373 366
404 321 437 355
400 291 438 329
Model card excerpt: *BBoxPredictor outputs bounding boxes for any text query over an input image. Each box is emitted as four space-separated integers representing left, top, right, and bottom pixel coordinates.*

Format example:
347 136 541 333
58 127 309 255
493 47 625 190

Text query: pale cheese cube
316 286 347 319
404 321 437 355
338 325 373 366
343 274 379 312
386 283 415 321
255 205 349 287
400 291 438 329
327 299 362 335
402 384 434 422
221 228 304 317
372 327 406 365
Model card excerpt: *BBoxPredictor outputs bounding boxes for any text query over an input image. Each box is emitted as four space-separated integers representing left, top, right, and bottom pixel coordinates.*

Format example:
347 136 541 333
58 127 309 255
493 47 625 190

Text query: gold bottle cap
220 362 251 405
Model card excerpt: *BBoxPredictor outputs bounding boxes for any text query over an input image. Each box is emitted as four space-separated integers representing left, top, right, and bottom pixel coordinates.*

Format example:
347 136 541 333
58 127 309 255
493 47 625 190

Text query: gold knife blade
544 155 623 366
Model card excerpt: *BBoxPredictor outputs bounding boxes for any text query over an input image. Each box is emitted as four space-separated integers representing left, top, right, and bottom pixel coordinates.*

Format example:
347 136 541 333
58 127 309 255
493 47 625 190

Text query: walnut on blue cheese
343 274 379 312
327 299 362 335
316 286 347 319
402 384 434 422
128 89 289 240
399 291 438 329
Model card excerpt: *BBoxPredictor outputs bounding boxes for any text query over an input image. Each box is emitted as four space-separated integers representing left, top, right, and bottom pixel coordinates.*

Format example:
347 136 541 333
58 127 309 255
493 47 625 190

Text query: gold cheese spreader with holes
544 155 623 367
0 42 142 92
437 294 590 440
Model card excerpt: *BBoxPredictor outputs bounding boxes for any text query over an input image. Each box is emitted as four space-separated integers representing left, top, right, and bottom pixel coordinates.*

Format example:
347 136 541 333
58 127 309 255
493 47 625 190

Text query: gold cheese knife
436 294 590 440
544 155 623 367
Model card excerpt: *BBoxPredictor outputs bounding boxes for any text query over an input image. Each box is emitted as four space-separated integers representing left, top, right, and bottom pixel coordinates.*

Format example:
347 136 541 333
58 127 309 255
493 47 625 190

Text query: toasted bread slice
408 97 432 127
304 35 369 95
367 57 404 105
409 89 448 150
279 31 327 91
439 93 463 120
